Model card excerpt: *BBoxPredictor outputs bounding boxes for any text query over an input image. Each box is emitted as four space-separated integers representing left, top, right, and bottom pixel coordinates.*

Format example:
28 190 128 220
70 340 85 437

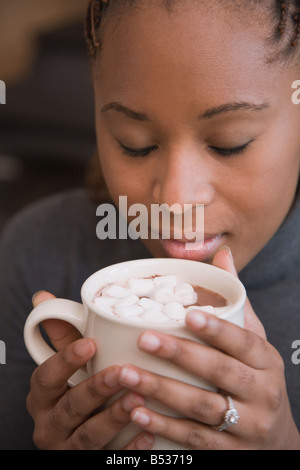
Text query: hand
26 292 155 450
116 248 300 450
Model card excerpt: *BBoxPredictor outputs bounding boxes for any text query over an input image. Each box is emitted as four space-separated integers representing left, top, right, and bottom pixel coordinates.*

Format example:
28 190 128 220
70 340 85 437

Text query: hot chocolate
92 274 228 323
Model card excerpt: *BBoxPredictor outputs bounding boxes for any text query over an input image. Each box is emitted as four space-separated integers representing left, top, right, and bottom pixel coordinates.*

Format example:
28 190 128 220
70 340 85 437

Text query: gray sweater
0 188 299 449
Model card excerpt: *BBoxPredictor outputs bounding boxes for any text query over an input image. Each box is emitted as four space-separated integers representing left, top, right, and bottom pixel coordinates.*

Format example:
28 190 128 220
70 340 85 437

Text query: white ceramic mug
24 258 246 450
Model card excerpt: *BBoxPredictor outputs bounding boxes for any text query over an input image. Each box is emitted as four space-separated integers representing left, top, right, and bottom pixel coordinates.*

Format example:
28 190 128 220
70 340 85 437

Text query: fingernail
225 246 234 264
186 310 207 329
219 245 233 262
136 434 155 450
32 291 43 305
122 392 145 412
120 366 141 386
139 332 161 352
132 409 151 426
103 368 119 388
73 339 94 357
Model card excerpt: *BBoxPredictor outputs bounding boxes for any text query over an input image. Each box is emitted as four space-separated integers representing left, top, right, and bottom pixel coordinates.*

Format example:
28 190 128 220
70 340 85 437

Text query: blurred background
0 0 96 232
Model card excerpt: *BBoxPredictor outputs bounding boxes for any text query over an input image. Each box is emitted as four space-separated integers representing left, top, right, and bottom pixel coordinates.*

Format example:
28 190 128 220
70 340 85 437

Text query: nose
152 143 215 208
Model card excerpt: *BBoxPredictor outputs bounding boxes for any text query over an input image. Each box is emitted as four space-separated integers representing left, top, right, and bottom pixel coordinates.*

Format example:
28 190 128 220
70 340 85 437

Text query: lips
159 233 224 262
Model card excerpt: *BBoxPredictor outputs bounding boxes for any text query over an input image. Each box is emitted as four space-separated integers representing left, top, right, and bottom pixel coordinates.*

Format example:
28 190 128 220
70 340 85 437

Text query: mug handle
24 298 89 385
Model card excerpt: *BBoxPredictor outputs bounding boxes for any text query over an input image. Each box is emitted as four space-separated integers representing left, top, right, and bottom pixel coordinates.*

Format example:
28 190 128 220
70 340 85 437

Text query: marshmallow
93 274 222 324
153 275 177 287
150 282 176 304
127 278 154 297
115 304 144 318
115 294 139 307
103 285 132 298
94 296 116 307
138 297 163 310
175 282 198 306
163 302 186 320
141 308 169 323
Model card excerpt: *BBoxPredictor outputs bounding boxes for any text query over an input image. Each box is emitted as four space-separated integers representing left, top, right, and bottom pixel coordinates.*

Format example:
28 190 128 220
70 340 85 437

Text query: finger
185 310 270 369
42 319 83 352
129 406 237 450
32 290 82 351
29 338 96 409
119 366 261 442
139 319 268 371
67 391 146 450
136 329 264 397
119 364 228 426
122 432 155 450
32 290 56 307
45 366 123 437
212 247 266 339
212 246 238 277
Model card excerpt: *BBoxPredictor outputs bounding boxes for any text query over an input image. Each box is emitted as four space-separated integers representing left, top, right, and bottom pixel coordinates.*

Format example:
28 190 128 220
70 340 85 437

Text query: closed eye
209 141 253 157
119 140 253 158
119 143 158 158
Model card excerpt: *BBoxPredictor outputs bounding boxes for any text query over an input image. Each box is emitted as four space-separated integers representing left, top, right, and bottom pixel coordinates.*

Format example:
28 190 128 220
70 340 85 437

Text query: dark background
0 7 96 232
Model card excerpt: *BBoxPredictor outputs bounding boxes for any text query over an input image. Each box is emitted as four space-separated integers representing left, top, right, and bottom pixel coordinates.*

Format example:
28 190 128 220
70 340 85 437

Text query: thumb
31 290 82 352
212 247 266 339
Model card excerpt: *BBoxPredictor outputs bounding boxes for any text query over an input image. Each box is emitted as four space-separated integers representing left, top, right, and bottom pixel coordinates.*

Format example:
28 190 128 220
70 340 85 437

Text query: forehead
94 2 291 112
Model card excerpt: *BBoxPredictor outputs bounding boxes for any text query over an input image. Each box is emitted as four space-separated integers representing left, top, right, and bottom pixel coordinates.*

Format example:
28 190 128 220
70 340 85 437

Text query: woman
0 0 300 449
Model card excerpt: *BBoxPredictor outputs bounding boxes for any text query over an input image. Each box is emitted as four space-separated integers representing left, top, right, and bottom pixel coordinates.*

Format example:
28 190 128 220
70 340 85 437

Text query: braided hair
85 0 300 61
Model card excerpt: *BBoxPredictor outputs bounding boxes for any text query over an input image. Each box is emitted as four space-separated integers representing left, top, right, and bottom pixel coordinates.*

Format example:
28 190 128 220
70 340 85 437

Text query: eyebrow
101 101 270 121
101 102 149 121
201 101 270 119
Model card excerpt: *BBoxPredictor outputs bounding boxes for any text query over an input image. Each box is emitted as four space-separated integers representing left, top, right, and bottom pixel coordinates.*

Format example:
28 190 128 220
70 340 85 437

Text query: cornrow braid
277 0 300 46
85 0 300 59
278 0 289 36
291 13 300 46
85 0 108 58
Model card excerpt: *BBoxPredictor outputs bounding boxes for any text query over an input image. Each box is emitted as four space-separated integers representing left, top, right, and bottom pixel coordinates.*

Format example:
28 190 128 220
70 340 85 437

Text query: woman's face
93 2 300 272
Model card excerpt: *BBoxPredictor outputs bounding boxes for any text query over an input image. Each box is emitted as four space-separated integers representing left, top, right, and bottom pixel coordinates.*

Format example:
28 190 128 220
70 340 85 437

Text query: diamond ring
217 395 239 432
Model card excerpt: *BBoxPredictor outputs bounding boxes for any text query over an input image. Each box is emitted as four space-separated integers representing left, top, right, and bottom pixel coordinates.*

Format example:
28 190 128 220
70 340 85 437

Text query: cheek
255 150 299 213
96 119 159 204
225 140 300 245
95 126 131 200
98 146 154 205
